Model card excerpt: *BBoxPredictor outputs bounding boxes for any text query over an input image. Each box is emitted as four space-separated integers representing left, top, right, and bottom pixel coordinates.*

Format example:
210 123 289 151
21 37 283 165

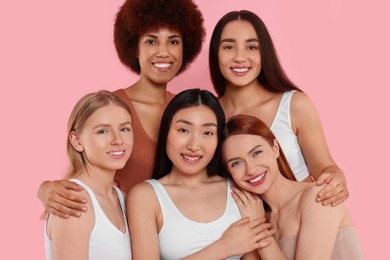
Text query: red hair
223 114 296 181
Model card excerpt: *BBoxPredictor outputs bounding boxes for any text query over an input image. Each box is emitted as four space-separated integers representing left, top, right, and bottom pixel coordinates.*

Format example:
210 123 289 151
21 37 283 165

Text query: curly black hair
114 0 205 75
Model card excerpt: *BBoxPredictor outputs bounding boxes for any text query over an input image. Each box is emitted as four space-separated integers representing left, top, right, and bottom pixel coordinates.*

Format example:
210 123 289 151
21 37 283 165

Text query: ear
69 131 84 152
273 139 280 158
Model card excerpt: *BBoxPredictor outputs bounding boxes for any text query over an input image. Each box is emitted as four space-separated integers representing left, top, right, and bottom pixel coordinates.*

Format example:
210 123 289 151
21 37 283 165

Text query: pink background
1 0 388 258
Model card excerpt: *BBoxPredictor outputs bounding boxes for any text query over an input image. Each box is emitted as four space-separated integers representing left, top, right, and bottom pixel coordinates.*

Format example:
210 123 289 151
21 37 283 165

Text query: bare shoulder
126 181 159 210
300 183 322 204
127 181 156 200
290 91 316 112
47 189 94 238
300 183 346 218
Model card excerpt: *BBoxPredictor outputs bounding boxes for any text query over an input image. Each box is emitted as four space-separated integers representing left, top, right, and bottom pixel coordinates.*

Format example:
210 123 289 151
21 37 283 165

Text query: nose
245 160 258 176
186 134 200 152
111 131 123 146
233 47 246 63
156 43 169 58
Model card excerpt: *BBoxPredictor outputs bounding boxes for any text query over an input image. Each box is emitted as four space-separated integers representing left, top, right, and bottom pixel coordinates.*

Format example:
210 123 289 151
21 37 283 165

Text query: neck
162 167 213 187
260 175 301 212
126 77 168 105
220 81 271 115
77 167 117 196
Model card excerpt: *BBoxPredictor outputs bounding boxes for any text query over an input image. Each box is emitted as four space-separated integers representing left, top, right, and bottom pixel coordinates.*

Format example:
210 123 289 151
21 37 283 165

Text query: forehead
221 20 257 38
171 105 217 124
140 27 182 37
84 104 132 126
223 134 269 153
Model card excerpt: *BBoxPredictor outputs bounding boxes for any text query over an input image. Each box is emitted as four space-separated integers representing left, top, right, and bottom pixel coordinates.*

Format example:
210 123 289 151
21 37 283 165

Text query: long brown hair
209 10 301 97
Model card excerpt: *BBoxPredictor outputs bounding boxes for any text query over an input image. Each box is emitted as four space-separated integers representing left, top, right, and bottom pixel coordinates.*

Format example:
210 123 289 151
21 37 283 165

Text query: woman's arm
182 217 272 260
38 180 88 218
295 185 346 260
291 92 349 206
231 185 285 260
126 182 161 259
47 189 93 260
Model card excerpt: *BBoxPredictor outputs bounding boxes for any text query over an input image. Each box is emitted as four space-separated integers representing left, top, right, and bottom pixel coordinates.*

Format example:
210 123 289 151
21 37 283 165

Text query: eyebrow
93 121 132 130
175 119 217 128
226 144 262 163
144 34 181 39
220 38 259 44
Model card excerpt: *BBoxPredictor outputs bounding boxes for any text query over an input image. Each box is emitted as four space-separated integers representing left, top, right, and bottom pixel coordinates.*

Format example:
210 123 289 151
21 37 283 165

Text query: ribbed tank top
113 89 175 192
270 90 310 181
44 179 131 260
146 179 242 259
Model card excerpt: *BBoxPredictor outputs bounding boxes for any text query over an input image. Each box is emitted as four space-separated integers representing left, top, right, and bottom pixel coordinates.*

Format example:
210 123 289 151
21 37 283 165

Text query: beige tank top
277 226 363 259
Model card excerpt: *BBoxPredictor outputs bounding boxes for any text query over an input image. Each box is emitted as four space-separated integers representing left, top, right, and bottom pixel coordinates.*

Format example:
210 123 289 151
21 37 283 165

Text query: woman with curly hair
38 0 205 218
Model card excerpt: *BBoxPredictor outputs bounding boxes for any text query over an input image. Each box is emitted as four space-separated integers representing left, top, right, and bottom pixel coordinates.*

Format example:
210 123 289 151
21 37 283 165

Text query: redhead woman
222 114 363 259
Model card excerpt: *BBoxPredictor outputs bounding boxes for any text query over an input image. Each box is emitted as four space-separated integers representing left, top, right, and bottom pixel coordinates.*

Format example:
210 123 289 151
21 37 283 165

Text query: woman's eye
222 45 233 50
121 127 131 132
203 131 214 136
97 129 108 134
178 128 189 133
253 150 263 157
248 45 258 50
170 40 180 45
230 161 241 168
146 39 157 45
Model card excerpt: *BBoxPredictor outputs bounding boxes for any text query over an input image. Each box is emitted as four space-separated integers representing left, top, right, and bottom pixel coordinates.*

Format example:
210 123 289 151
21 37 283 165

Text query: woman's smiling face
166 105 218 176
223 134 280 194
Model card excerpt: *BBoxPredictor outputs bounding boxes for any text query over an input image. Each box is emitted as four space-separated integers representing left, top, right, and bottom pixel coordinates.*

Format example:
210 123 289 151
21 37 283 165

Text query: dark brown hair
114 0 205 75
209 10 301 97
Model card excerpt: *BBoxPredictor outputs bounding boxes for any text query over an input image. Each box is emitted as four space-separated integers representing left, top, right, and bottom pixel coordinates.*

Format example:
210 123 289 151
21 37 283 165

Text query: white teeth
108 151 124 156
154 63 171 68
183 155 201 161
232 68 249 73
248 173 265 183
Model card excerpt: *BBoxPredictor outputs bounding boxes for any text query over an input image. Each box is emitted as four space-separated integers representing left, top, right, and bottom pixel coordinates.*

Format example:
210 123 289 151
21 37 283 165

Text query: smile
153 62 172 68
182 154 203 161
231 67 249 73
247 172 266 184
107 151 125 156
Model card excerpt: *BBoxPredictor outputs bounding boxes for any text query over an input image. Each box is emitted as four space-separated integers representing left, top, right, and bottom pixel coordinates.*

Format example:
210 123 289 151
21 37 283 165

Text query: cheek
229 169 243 184
205 138 218 154
124 134 134 147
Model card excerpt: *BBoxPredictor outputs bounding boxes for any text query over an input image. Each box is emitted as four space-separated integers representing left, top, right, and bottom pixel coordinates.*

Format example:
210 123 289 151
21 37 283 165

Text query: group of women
41 0 363 259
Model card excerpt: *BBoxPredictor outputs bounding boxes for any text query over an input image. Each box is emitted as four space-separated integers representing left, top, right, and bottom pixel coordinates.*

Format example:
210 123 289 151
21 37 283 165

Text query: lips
246 171 266 186
107 150 125 157
181 154 203 162
153 62 172 69
231 67 249 73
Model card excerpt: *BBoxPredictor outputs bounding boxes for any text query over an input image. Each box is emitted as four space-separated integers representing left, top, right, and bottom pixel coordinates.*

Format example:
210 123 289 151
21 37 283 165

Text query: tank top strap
145 179 180 215
272 90 296 130
69 178 104 215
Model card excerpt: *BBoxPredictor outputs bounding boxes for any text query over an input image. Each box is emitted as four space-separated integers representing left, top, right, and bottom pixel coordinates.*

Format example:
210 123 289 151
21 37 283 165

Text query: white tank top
44 179 131 260
270 90 310 181
146 179 242 260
